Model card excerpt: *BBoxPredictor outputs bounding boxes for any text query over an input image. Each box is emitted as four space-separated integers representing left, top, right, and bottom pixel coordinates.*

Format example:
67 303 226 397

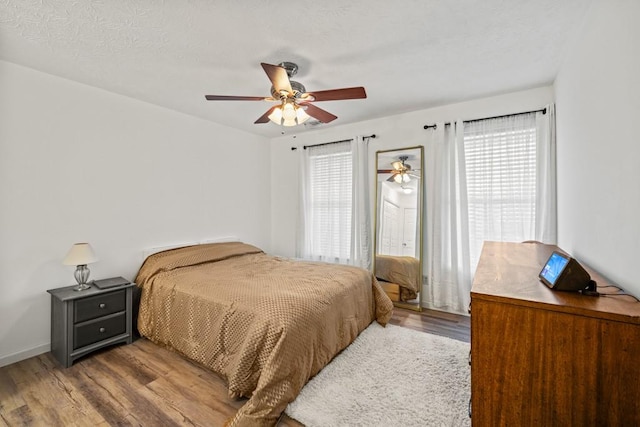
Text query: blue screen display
541 252 570 285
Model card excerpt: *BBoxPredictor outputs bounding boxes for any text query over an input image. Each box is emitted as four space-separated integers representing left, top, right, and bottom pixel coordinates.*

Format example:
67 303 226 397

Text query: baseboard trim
421 302 470 317
0 343 50 368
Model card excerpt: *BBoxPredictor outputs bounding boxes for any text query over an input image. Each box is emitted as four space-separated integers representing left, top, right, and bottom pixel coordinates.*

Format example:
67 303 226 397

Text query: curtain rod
423 107 547 130
291 134 376 151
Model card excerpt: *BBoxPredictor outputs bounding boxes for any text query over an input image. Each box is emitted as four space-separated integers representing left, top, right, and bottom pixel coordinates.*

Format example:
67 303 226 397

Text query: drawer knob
99 327 106 333
99 303 106 309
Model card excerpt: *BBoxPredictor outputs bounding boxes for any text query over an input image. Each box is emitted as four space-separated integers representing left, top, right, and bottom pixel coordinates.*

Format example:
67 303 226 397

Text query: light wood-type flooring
0 308 470 426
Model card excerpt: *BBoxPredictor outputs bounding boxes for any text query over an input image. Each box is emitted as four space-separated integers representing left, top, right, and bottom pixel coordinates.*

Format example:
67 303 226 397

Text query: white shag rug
285 323 471 427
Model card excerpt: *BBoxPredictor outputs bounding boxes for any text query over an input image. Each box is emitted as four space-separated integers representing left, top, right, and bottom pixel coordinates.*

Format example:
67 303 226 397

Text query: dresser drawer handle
99 303 106 309
99 327 106 333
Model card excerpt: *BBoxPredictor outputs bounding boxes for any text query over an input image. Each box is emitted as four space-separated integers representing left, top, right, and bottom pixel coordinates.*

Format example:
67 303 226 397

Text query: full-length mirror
374 146 424 311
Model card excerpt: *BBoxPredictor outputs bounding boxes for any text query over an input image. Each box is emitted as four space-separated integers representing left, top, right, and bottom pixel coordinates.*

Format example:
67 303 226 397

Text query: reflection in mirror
374 146 424 311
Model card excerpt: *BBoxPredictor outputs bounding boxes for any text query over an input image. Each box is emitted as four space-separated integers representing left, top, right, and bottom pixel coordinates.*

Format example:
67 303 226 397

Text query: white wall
0 60 271 366
270 87 554 261
554 0 640 296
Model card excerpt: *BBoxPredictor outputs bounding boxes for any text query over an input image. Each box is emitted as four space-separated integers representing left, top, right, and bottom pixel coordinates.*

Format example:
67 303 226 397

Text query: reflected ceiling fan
204 62 367 127
378 156 421 183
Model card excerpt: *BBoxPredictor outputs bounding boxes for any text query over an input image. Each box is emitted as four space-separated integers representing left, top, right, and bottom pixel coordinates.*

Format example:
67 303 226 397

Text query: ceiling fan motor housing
279 62 298 77
271 80 306 99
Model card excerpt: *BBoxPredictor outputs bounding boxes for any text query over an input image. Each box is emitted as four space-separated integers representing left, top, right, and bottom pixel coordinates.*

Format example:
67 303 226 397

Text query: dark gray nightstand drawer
74 290 126 323
73 312 127 349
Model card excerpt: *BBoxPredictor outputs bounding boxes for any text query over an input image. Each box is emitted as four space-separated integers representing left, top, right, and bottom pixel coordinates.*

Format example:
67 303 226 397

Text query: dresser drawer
74 290 126 323
73 312 126 349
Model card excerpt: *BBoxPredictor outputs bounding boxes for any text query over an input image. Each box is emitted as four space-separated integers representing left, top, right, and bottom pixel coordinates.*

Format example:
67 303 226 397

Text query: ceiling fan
378 156 421 183
204 62 367 127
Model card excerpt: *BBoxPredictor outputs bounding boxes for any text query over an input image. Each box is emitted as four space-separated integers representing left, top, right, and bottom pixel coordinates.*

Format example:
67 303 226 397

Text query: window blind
307 141 353 261
464 114 537 270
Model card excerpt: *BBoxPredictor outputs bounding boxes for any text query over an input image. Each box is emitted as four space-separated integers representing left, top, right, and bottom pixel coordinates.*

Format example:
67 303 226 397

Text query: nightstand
47 281 136 368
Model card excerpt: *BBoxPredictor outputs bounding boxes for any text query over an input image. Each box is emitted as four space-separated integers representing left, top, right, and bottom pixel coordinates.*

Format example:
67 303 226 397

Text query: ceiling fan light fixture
268 105 283 123
268 100 310 127
282 102 297 121
393 174 403 184
402 174 411 183
296 106 310 124
282 117 297 127
205 61 367 126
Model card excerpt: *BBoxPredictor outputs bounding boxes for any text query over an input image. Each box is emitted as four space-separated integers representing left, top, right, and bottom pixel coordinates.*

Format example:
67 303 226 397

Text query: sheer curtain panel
350 136 372 270
424 106 557 314
535 104 557 244
425 120 472 313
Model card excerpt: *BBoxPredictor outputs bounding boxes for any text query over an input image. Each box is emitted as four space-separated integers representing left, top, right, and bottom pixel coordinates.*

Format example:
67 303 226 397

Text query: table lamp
63 243 98 291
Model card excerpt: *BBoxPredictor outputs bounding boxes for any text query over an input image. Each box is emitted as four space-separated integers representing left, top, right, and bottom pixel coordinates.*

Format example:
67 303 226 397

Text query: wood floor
0 308 469 427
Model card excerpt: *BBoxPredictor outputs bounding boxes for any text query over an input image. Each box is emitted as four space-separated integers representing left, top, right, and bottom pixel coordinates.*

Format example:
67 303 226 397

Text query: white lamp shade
63 243 98 266
268 106 283 123
296 106 310 124
268 101 311 127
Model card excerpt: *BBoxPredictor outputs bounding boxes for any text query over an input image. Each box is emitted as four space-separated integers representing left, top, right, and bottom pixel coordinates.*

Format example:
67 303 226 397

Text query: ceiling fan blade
302 87 367 102
301 103 338 123
205 95 267 101
378 169 396 173
386 175 397 182
254 106 278 124
261 63 293 96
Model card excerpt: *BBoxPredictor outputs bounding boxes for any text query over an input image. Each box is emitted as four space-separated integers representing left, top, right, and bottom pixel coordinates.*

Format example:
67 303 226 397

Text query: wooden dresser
470 242 640 426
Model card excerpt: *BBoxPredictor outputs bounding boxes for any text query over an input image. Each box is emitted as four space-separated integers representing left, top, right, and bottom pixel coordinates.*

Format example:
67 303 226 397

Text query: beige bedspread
136 242 393 427
375 255 421 301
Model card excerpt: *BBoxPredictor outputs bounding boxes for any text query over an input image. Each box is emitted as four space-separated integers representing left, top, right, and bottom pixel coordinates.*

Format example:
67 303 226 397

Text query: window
304 141 354 262
464 113 538 270
299 140 359 264
298 137 372 268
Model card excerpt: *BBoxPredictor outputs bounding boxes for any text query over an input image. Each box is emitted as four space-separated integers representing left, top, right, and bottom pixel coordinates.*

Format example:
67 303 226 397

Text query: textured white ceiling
0 0 592 138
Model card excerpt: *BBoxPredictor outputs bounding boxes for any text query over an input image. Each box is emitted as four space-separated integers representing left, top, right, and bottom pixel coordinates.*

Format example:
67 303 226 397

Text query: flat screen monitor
539 251 592 292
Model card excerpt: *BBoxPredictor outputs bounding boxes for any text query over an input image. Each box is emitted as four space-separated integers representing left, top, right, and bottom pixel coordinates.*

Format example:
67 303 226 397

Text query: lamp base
73 265 92 291
73 282 91 291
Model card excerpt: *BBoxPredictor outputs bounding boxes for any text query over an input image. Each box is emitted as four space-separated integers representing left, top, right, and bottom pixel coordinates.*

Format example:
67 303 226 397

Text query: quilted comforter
135 242 393 426
375 254 421 301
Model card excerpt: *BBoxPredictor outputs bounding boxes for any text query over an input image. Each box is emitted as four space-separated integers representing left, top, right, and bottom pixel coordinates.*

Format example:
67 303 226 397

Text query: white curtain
425 120 472 314
424 106 557 314
297 138 371 269
535 104 557 244
351 136 372 270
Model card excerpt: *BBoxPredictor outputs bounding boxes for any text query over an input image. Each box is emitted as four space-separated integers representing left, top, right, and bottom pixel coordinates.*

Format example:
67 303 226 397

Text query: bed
135 242 393 427
375 254 421 302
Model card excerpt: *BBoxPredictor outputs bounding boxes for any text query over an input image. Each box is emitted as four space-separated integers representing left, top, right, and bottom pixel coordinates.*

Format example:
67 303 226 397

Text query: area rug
285 323 471 427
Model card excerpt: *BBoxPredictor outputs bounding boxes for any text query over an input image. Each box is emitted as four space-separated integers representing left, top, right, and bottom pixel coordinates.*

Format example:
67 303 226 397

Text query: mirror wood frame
373 145 424 312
